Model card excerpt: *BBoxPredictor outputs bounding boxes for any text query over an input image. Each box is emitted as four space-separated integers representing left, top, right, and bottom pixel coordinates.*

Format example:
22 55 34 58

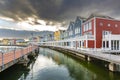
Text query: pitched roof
77 16 86 20
87 13 114 20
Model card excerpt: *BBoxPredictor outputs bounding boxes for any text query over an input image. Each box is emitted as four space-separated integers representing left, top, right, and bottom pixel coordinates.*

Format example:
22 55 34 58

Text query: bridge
0 45 39 72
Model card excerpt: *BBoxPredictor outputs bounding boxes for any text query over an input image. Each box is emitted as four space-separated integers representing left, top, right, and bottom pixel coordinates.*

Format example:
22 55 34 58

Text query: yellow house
2 39 10 45
54 30 61 41
54 30 65 41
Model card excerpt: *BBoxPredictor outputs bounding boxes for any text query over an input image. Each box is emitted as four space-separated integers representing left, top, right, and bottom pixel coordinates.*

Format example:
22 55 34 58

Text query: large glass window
106 41 109 48
84 22 92 32
86 23 88 31
89 22 92 30
117 40 119 50
84 25 86 31
114 40 116 50
111 40 113 50
80 41 81 47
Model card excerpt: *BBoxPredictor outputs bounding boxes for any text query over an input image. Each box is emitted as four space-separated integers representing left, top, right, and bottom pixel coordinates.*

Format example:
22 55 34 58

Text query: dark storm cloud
0 0 120 26
0 0 37 21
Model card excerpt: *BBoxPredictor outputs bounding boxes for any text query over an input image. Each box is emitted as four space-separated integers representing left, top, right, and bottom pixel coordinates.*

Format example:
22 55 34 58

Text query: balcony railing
103 34 120 40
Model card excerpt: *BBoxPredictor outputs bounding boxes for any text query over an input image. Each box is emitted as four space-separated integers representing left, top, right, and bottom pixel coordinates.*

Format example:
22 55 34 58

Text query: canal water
0 47 120 80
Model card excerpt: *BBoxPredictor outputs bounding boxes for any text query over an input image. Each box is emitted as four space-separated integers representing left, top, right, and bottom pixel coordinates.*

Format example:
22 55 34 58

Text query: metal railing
0 45 38 68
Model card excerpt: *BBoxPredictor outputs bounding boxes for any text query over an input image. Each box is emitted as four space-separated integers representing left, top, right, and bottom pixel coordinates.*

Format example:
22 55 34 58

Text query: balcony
103 34 120 40
68 35 94 41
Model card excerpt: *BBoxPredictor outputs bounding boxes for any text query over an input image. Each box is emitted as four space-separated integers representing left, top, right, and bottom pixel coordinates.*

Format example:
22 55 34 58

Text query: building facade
67 22 75 39
74 16 86 37
82 14 120 51
40 14 120 52
54 30 65 41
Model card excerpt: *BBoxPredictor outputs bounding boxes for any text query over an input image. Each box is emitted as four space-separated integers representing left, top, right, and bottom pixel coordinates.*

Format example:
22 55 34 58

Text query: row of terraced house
41 14 120 52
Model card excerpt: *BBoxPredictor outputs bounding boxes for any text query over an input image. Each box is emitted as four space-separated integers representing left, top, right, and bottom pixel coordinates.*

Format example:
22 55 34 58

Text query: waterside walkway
43 46 120 72
0 45 38 72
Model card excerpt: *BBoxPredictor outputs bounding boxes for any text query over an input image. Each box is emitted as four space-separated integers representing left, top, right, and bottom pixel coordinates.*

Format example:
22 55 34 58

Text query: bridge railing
0 45 38 67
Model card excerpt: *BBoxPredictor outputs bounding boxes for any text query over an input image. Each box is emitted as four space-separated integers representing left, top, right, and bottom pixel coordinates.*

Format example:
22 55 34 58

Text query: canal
0 47 120 80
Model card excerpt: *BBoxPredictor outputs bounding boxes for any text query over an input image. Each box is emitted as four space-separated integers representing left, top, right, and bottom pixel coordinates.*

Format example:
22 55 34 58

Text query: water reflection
39 48 97 80
25 55 74 80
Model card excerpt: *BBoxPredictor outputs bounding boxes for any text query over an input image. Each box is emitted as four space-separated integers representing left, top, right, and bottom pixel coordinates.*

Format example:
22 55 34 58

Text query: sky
0 0 120 38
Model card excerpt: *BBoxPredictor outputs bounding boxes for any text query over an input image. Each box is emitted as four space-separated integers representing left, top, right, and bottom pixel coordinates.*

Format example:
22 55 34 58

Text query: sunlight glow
0 16 14 21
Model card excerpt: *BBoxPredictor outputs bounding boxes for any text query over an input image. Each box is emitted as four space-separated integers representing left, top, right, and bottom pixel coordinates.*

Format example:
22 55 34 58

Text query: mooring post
85 55 92 61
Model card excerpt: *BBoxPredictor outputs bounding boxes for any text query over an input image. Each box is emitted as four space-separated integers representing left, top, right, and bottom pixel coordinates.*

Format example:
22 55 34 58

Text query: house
63 30 68 40
60 30 65 40
72 16 86 48
54 30 61 41
74 16 86 37
82 14 120 51
46 33 54 41
67 22 75 39
54 30 65 41
2 39 9 45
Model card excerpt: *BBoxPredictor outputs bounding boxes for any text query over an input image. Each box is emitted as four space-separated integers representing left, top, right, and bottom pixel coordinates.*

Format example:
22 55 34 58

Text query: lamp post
31 33 34 51
31 33 33 44
14 47 16 63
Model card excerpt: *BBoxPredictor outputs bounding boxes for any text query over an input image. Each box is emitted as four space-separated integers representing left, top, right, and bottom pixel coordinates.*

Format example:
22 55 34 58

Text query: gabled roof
67 21 74 30
70 21 74 25
86 13 114 21
67 21 75 30
74 16 86 24
76 16 86 21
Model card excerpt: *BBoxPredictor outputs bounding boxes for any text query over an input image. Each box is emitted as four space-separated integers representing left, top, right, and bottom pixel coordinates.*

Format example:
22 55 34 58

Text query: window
106 41 109 48
108 24 111 27
114 40 116 50
84 25 86 32
76 28 78 34
102 31 112 36
86 23 89 31
84 22 92 32
84 24 86 31
100 22 103 26
115 24 118 27
77 28 79 33
89 22 92 29
111 40 113 50
75 28 77 34
117 40 119 50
